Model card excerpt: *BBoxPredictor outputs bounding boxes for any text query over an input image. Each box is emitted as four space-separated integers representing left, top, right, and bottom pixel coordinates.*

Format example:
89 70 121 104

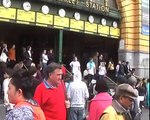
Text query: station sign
17 9 35 23
0 6 16 20
98 25 109 35
85 22 97 33
36 12 53 25
110 27 120 37
70 19 84 30
0 5 120 38
54 16 69 28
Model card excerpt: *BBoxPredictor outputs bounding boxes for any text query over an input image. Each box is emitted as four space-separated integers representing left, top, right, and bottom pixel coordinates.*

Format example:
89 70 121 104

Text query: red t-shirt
34 82 66 120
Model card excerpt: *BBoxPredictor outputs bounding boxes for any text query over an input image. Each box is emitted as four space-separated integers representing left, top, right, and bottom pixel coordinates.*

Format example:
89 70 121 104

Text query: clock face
113 21 118 28
23 2 31 11
101 18 106 26
88 15 94 23
58 9 66 17
41 5 49 14
74 12 80 20
2 0 11 8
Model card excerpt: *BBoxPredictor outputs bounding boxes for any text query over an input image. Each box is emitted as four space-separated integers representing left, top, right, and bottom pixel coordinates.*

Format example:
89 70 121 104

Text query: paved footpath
141 107 149 120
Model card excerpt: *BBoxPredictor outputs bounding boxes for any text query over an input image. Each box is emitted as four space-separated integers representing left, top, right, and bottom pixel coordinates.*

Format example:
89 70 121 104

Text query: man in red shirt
34 62 70 120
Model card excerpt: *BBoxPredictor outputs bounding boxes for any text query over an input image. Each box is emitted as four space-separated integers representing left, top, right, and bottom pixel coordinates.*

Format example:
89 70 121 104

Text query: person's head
26 45 31 51
96 52 99 56
13 61 24 71
44 62 62 87
49 49 53 53
12 44 15 49
95 78 109 93
142 78 147 84
2 43 7 48
7 70 35 105
126 61 129 65
131 68 135 73
89 57 93 62
100 62 105 66
118 60 121 64
73 57 78 61
73 71 82 81
0 62 7 72
4 68 14 79
147 78 149 83
43 49 47 54
99 54 103 59
128 76 137 88
28 66 37 77
114 83 138 110
36 64 42 71
122 60 126 65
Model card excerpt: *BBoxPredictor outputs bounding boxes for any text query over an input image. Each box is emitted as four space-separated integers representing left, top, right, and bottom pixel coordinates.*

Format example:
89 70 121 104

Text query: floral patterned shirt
5 99 37 120
5 106 34 120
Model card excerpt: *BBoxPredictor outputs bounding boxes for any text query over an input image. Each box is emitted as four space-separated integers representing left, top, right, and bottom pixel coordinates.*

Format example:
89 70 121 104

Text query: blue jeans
69 107 85 120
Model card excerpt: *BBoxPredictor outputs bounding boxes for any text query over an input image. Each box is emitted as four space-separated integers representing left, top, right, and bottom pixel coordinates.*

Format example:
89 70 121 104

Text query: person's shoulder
6 106 34 120
103 106 116 114
35 82 45 89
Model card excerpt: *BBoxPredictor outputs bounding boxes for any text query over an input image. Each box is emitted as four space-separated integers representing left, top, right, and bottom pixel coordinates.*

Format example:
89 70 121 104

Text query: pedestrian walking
67 71 89 120
145 78 149 108
100 83 138 120
47 49 55 65
69 56 81 75
98 62 107 80
128 76 141 120
23 45 33 69
87 77 112 120
41 49 48 71
86 57 96 86
3 68 14 112
34 62 70 120
7 44 16 68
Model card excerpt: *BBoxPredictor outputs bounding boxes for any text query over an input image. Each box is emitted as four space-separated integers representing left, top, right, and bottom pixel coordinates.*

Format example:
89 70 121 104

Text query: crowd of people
0 42 149 120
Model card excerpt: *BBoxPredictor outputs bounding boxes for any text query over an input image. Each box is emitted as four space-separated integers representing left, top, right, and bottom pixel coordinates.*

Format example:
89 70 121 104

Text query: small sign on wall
119 39 125 50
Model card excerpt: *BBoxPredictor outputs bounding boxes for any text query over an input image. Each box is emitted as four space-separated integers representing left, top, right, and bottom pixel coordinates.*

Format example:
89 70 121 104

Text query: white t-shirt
42 53 48 64
69 61 80 74
98 66 107 75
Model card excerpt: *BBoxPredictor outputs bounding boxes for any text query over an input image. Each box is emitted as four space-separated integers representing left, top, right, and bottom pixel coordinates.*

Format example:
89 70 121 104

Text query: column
58 30 63 63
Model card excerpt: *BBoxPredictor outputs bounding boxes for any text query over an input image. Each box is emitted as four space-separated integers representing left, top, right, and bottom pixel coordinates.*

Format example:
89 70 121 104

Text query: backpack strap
15 101 45 120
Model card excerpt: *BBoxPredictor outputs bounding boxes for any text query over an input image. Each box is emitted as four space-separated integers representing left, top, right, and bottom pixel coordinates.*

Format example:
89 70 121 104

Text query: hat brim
124 94 137 100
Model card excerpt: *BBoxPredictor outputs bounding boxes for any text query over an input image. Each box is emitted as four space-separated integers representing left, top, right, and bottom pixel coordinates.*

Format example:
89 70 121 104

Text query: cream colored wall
116 0 149 53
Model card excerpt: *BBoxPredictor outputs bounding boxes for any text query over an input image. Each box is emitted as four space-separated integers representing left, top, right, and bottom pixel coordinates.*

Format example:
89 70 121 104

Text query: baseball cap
115 83 138 100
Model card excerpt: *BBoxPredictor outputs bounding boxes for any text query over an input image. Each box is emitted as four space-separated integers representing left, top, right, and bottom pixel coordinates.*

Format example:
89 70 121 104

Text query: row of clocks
2 0 118 28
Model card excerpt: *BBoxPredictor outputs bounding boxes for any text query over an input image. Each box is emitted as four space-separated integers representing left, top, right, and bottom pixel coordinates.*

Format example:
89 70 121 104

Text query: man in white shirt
41 49 48 70
69 57 81 75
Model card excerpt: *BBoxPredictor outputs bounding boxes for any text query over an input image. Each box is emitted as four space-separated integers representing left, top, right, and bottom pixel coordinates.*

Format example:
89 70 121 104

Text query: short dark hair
10 69 35 99
95 78 109 93
28 66 37 76
44 62 62 79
